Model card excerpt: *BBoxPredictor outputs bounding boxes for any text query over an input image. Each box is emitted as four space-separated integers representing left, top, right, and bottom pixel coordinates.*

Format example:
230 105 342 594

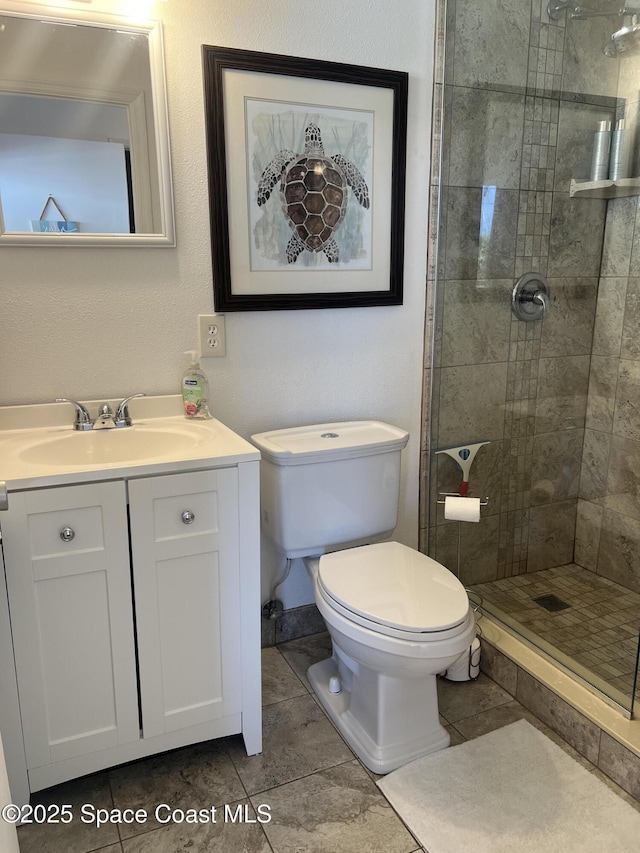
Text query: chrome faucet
93 403 116 429
55 393 145 430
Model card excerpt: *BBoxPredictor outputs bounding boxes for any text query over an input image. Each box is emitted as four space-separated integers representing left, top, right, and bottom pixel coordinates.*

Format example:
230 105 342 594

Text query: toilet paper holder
437 493 489 506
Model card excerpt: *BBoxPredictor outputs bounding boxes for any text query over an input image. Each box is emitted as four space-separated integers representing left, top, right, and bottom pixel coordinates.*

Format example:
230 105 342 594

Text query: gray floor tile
120 799 271 853
277 632 332 690
261 646 308 705
436 672 513 723
108 739 246 840
227 693 354 795
17 773 119 853
253 759 417 853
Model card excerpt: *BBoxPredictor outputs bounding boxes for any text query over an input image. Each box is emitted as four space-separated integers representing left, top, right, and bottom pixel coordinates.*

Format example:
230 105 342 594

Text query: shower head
604 16 640 55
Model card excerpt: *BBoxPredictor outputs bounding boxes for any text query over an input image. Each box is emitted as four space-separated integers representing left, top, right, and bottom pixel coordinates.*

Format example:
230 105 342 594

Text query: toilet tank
251 421 409 559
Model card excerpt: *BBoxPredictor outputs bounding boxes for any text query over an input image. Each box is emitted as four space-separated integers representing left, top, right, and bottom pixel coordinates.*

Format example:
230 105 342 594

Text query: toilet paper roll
444 495 481 523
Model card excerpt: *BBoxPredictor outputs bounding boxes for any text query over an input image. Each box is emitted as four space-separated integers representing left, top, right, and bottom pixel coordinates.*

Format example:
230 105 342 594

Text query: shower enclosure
423 0 640 715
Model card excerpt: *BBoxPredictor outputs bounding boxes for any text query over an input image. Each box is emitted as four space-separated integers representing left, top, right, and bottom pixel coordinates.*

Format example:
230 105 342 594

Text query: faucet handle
115 393 145 427
55 398 93 431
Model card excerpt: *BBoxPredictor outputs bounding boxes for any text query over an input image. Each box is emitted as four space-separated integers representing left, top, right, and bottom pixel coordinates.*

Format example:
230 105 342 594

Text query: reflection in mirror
0 4 174 246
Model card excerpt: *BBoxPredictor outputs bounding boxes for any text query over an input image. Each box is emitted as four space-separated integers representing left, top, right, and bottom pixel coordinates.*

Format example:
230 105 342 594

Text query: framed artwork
202 46 408 311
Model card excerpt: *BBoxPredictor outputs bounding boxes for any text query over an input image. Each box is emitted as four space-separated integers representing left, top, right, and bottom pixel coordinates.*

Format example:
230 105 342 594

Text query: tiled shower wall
421 0 631 584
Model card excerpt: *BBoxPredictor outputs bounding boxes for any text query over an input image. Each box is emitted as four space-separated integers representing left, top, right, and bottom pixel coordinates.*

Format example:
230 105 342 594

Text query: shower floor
470 564 640 711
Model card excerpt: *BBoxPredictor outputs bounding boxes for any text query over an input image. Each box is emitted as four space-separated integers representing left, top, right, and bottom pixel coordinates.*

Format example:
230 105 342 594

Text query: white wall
0 133 130 232
0 0 435 606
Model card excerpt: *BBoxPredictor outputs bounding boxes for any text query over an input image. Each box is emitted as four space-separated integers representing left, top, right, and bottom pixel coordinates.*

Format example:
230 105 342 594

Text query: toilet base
308 656 450 775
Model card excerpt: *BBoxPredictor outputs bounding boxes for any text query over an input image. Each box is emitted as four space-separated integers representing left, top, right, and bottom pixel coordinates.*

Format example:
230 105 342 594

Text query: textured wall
0 0 434 606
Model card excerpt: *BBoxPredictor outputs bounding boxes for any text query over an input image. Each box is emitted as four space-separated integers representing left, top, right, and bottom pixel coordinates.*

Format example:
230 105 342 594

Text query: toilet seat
317 541 470 640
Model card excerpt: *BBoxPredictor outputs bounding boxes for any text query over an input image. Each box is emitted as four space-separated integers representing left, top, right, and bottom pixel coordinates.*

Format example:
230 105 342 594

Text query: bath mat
377 719 640 852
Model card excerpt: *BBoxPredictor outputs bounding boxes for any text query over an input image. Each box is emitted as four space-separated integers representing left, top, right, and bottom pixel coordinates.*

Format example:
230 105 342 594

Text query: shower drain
533 593 571 612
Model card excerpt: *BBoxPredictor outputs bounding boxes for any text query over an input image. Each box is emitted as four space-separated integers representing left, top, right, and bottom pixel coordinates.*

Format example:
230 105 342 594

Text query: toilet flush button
329 676 342 694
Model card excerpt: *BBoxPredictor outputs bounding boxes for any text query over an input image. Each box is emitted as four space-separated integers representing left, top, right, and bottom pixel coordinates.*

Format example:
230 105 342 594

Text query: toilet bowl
304 541 476 774
250 420 477 774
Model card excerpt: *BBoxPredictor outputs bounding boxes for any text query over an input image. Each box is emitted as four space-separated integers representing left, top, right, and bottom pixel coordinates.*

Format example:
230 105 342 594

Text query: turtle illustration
257 122 370 264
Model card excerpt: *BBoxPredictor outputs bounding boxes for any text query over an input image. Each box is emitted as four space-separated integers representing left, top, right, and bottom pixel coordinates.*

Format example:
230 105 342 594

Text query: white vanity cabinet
0 402 261 805
3 481 140 771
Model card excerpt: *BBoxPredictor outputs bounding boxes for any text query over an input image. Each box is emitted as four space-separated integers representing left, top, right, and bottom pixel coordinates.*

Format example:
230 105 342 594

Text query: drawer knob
60 527 75 542
181 510 195 525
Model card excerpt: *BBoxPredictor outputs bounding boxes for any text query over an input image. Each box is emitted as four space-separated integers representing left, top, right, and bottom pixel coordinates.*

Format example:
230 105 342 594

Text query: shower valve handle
511 273 550 322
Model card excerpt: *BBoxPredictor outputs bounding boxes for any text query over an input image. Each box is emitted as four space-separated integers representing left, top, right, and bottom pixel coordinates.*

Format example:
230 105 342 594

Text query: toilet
251 420 477 774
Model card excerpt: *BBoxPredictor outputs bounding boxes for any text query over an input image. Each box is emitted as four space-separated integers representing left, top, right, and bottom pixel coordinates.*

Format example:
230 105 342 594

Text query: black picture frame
202 45 408 311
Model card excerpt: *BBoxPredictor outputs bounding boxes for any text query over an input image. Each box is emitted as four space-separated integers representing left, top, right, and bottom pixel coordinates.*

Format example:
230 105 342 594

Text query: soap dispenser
181 351 211 419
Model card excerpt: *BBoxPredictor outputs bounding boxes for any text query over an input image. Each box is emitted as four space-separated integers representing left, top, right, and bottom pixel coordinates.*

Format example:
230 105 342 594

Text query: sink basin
18 424 212 466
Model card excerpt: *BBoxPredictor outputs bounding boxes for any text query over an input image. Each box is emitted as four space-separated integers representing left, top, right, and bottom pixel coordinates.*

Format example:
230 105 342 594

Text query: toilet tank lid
251 421 409 465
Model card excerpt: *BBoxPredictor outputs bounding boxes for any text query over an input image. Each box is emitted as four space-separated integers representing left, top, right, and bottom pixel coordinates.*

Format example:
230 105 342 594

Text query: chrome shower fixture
548 2 640 19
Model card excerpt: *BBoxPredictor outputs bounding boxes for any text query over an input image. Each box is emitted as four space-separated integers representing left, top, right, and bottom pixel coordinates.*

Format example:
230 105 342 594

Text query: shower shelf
570 177 640 199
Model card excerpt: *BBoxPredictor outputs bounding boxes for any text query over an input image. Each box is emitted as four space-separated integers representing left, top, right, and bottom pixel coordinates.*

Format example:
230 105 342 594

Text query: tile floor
471 564 640 707
16 632 640 853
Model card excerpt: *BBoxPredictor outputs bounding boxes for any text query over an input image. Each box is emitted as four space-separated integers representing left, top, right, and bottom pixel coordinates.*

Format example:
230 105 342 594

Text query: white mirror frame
0 2 175 246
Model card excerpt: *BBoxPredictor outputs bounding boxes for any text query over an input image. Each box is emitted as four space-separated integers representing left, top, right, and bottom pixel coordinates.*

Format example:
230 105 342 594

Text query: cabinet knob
60 527 75 542
181 511 195 525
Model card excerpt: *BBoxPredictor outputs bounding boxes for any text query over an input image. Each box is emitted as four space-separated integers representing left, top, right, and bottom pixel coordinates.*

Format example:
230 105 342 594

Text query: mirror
0 2 174 246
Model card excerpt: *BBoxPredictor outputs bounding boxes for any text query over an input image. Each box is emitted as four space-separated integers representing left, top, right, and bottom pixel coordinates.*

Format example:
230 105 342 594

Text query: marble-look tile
120 799 271 853
441 280 512 366
441 186 519 280
540 278 597 357
621 278 640 360
515 670 601 764
574 499 603 571
562 13 620 97
598 732 640 802
452 0 530 89
478 639 518 696
578 428 611 504
535 355 590 432
548 194 606 277
614 359 640 441
444 87 525 189
530 428 583 505
438 362 508 446
255 760 417 853
450 698 529 740
605 435 640 521
597 508 640 593
109 740 245 840
586 355 619 433
433 520 461 575
16 773 119 853
436 671 513 723
554 101 616 191
261 646 308 706
227 694 354 795
458 513 500 584
276 603 326 644
277 632 333 691
592 278 627 357
601 198 637 278
527 500 576 570
628 199 640 276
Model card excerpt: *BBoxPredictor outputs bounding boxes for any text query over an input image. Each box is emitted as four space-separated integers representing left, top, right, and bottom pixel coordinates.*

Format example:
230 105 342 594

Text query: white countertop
0 395 260 491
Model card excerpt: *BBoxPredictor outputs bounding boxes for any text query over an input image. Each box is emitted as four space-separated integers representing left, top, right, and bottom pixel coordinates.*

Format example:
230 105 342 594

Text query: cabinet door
2 482 139 769
128 468 241 738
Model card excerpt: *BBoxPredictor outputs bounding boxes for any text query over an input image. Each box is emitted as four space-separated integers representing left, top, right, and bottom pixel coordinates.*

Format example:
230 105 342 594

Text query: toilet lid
318 541 469 633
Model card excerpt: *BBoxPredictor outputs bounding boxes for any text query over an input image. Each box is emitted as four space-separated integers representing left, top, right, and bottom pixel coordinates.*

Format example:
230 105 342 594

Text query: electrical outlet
198 314 226 357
